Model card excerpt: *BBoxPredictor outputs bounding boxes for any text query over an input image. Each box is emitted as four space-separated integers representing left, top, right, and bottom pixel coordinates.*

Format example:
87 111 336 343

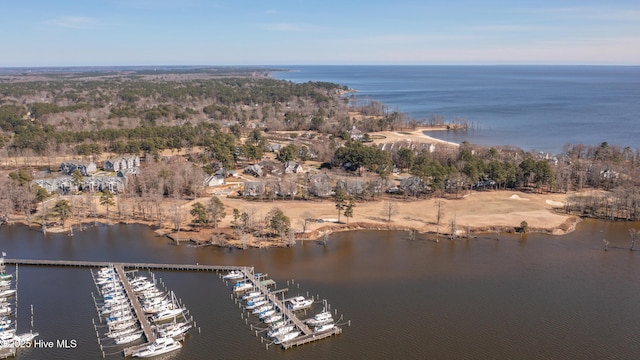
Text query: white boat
151 307 185 323
233 282 253 292
267 325 295 338
143 301 175 314
158 322 192 338
106 326 138 339
251 304 273 315
0 306 11 316
132 337 182 358
223 271 244 280
0 280 10 287
132 282 155 293
258 309 276 319
313 322 335 333
0 329 17 341
0 274 12 281
12 331 38 344
287 296 313 311
245 300 267 310
107 314 134 324
306 311 333 326
274 331 301 345
109 320 137 331
263 314 283 324
0 289 16 298
241 291 262 301
245 296 266 304
115 332 143 345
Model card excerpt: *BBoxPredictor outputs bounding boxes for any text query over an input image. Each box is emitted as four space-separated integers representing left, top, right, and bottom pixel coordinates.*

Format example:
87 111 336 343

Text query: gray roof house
104 155 140 172
60 161 97 176
283 161 304 174
244 164 263 177
308 173 332 197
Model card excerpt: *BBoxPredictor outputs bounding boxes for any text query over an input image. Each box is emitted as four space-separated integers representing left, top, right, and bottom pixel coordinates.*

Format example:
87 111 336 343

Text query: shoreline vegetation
0 67 638 248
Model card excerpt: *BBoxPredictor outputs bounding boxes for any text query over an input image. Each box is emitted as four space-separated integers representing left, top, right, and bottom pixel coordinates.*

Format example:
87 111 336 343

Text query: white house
204 174 225 187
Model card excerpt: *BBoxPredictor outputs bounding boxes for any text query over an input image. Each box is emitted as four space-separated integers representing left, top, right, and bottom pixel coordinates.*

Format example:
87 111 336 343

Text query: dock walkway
113 265 156 357
240 269 312 336
4 259 245 272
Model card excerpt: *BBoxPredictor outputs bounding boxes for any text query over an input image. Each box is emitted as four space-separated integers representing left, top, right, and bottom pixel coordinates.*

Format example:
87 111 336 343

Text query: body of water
272 66 640 154
1 221 640 359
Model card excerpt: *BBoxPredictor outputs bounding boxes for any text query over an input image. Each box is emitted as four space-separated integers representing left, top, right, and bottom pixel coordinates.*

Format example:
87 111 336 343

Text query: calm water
272 66 640 154
1 221 640 359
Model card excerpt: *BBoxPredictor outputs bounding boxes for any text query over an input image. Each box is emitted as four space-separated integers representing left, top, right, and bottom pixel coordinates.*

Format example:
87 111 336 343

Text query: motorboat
273 331 301 345
223 271 244 280
306 311 333 326
158 322 192 339
267 325 295 338
150 307 185 323
313 322 335 333
0 306 11 316
287 296 313 311
115 332 143 345
132 337 182 358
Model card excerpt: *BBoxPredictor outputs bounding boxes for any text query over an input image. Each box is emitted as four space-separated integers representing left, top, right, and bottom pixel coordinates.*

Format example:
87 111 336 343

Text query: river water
272 66 640 154
1 220 640 359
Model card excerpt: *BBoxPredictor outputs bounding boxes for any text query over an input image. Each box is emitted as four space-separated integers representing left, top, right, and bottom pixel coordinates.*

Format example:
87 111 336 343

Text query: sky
1 0 639 66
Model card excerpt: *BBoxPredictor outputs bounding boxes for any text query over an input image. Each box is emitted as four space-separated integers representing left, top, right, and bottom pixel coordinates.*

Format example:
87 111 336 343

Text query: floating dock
235 268 342 349
113 265 157 357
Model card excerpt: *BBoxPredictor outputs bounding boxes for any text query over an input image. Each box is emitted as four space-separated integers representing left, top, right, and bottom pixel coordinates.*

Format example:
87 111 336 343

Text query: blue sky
1 0 639 66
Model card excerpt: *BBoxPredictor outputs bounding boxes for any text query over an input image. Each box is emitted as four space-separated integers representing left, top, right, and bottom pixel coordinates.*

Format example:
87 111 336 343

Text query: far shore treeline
0 68 639 239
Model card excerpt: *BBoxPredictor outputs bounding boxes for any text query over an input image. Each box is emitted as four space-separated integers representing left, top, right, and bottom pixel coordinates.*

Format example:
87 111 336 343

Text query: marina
227 268 344 349
91 265 195 357
5 256 345 355
0 256 38 359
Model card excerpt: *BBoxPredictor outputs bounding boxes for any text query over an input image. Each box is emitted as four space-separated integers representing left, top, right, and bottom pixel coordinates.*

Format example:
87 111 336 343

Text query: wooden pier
114 265 156 357
3 258 246 272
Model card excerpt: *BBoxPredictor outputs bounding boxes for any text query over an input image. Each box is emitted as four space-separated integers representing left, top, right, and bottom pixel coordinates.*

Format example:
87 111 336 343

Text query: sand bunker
546 200 565 207
509 194 530 201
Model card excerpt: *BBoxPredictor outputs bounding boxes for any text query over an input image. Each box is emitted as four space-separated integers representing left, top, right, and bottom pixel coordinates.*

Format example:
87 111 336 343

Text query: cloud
44 16 99 29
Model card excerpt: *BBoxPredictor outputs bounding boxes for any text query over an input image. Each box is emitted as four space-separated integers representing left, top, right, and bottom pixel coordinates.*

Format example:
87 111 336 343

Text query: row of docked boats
92 266 192 358
226 268 339 347
93 266 144 346
0 254 39 354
